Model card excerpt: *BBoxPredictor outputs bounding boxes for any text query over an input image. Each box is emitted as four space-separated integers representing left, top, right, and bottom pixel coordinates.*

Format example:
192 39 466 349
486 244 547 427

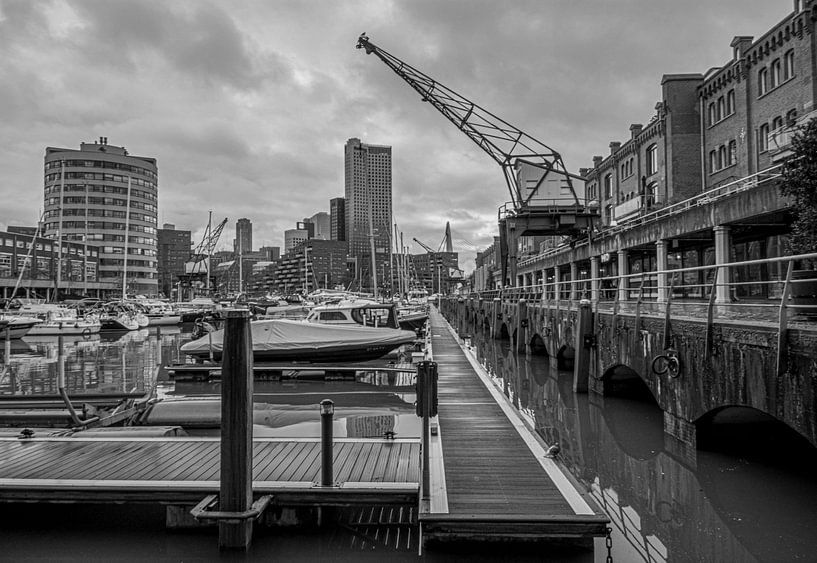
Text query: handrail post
320 399 334 486
219 309 254 550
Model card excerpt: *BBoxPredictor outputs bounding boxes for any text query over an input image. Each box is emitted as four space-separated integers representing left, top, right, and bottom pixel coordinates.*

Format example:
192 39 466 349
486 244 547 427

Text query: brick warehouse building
516 0 817 302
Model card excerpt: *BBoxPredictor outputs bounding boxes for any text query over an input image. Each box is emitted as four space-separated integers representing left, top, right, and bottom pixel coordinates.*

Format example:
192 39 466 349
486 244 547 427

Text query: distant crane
357 34 599 286
413 222 459 295
184 212 228 296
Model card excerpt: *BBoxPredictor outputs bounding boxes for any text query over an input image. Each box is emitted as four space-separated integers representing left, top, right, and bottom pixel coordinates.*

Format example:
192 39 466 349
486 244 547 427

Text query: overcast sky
0 0 788 274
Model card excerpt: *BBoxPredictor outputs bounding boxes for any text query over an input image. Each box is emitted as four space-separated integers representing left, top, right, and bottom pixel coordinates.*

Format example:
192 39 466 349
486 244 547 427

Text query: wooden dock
421 307 609 542
0 437 419 505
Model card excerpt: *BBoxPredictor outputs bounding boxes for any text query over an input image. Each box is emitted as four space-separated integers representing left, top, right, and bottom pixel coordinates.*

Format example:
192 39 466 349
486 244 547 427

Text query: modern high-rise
344 138 392 294
304 212 330 240
157 223 191 299
284 228 308 251
235 218 252 255
330 197 346 241
43 137 158 296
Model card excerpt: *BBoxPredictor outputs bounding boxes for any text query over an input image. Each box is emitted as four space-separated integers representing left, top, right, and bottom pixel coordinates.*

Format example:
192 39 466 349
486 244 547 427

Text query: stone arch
529 333 549 356
556 344 575 371
695 406 817 454
601 363 657 403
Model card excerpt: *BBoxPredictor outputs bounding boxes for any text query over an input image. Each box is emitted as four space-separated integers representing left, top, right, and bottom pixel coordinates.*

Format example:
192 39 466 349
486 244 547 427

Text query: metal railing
469 251 817 321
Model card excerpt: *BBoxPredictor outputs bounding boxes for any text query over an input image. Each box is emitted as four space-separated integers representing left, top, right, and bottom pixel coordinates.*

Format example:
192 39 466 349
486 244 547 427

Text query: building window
708 102 716 126
646 182 658 208
717 96 725 121
772 116 784 131
786 108 798 126
758 67 769 96
783 49 795 80
758 123 770 152
646 144 658 176
718 146 727 170
604 173 612 199
728 140 737 166
726 89 735 116
709 150 718 173
770 59 781 88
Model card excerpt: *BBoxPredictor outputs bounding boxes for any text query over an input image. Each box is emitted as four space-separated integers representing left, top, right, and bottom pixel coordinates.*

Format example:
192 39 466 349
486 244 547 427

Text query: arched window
718 146 727 169
717 97 725 121
604 173 613 199
709 150 718 173
784 49 795 80
786 108 798 126
726 90 735 116
772 115 784 130
770 59 781 88
728 140 737 166
758 67 769 96
708 102 716 126
646 144 658 176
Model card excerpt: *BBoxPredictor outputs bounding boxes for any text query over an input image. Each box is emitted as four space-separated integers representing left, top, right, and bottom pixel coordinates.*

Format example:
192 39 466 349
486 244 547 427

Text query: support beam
617 250 629 303
656 240 669 303
714 226 732 304
590 256 600 302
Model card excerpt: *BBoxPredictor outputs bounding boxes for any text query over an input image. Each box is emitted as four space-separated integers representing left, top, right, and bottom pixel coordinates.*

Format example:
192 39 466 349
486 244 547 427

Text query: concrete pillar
590 256 600 302
492 297 502 339
714 226 732 304
573 300 593 393
569 262 578 301
554 266 562 302
656 240 669 302
617 250 629 302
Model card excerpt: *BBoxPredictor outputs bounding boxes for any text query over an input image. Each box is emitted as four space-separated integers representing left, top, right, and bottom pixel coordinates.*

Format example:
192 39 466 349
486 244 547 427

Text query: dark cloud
0 0 789 272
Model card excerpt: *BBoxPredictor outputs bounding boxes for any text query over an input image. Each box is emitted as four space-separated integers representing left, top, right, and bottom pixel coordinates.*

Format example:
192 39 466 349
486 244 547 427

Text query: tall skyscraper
43 137 159 296
344 138 392 294
235 218 252 255
330 197 346 241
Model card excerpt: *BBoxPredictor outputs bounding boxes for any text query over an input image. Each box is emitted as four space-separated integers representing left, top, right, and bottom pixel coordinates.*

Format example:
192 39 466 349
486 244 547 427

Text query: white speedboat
181 319 417 363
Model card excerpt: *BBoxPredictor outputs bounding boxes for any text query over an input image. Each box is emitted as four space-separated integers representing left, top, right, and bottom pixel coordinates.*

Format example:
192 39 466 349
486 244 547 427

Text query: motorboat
176 298 221 323
0 315 42 339
97 302 140 331
180 319 417 363
305 300 401 328
131 300 181 326
0 300 101 336
306 300 426 332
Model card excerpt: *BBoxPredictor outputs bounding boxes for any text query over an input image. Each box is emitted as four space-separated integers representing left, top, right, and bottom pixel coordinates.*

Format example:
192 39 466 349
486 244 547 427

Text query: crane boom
357 34 599 287
357 34 584 209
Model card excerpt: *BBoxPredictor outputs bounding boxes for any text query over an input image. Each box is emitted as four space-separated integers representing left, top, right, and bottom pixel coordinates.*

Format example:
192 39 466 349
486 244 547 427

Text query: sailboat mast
55 160 64 301
205 211 212 294
122 176 132 299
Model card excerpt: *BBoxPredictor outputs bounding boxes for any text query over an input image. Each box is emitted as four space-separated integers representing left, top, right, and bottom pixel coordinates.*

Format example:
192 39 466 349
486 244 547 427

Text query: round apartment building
43 137 158 297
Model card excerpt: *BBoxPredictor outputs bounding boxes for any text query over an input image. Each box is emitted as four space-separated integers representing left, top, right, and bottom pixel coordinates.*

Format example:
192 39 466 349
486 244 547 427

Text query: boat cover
180 319 416 359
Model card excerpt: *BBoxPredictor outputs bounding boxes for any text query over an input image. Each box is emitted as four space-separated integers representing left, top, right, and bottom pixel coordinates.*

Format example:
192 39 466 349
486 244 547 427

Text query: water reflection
471 333 817 563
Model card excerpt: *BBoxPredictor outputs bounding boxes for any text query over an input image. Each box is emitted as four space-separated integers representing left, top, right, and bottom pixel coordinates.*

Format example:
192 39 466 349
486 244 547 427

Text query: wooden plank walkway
422 307 609 541
0 437 419 505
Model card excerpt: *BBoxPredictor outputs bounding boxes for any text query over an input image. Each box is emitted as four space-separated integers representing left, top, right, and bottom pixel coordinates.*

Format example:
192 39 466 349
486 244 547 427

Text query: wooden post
219 309 254 550
573 300 592 393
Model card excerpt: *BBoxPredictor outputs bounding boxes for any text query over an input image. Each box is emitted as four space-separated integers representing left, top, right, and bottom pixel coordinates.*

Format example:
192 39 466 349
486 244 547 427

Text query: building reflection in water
471 332 817 563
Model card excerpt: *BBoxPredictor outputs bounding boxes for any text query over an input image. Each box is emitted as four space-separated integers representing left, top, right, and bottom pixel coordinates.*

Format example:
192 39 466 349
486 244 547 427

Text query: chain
605 526 613 563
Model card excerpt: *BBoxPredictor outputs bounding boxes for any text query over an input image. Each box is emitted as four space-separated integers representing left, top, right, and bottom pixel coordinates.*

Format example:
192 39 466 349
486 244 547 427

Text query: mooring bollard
320 399 334 486
573 299 593 393
219 309 254 550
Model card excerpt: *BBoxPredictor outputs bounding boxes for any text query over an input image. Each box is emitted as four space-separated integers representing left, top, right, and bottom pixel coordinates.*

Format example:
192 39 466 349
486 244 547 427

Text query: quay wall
441 297 817 451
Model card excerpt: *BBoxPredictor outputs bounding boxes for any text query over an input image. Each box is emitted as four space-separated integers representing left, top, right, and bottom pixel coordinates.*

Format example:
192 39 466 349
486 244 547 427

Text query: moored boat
180 319 417 363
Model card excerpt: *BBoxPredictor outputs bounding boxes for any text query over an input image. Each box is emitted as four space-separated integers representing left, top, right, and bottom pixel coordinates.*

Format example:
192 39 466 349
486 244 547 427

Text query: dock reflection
472 333 817 563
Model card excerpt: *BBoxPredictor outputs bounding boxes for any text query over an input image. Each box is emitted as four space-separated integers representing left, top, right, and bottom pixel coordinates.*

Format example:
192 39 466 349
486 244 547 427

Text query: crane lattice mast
356 34 598 286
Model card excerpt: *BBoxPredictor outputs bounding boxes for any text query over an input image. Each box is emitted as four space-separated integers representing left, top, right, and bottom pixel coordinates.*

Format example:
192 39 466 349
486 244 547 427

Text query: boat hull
181 319 417 364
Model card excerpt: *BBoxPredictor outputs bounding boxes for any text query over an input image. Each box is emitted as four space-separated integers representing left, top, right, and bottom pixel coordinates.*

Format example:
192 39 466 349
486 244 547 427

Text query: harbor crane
184 213 228 295
356 34 599 286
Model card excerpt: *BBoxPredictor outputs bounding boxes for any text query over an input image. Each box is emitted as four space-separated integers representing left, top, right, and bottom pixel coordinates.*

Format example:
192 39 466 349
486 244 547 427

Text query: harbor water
1 325 816 560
